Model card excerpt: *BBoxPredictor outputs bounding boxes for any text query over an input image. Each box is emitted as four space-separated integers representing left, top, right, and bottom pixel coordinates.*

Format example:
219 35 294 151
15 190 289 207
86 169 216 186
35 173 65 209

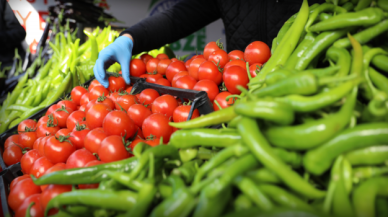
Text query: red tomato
156 53 169 60
10 175 30 192
146 58 160 73
116 94 138 111
249 63 263 78
40 184 72 216
88 80 103 91
30 157 54 179
66 149 97 169
223 65 249 94
69 126 90 149
3 144 23 166
55 129 72 137
146 137 161 146
128 104 152 128
71 86 88 106
44 136 76 164
66 111 86 131
84 128 107 154
36 137 49 157
32 138 41 151
18 119 37 134
108 91 121 103
98 135 130 163
140 53 153 64
193 79 219 101
146 73 163 83
228 50 245 61
139 89 160 105
45 104 59 116
208 49 229 69
20 150 41 175
185 59 192 70
103 111 137 139
97 96 115 110
108 76 126 92
85 160 104 167
198 61 222 85
126 86 133 94
156 59 172 75
166 61 187 82
58 100 77 112
224 59 247 71
152 95 178 119
86 103 111 130
130 59 146 77
136 127 145 139
171 71 189 88
79 104 86 112
4 134 19 149
128 138 145 152
8 178 41 212
89 86 109 101
175 75 197 90
213 91 236 111
204 41 221 60
192 54 205 59
244 41 271 65
19 132 37 149
40 163 66 191
172 105 200 123
188 58 206 81
14 194 44 217
142 113 174 143
52 106 74 128
80 92 91 106
155 78 171 87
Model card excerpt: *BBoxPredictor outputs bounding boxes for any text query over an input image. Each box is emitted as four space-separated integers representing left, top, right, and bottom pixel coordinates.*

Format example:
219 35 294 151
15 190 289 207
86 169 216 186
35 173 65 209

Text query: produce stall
1 0 388 217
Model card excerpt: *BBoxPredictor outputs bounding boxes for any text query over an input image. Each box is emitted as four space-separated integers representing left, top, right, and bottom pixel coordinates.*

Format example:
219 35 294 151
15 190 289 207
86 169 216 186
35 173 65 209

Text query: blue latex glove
94 36 133 88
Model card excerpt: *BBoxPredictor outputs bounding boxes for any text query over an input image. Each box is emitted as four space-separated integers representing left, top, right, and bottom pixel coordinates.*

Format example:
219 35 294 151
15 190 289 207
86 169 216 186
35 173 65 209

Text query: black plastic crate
0 163 22 217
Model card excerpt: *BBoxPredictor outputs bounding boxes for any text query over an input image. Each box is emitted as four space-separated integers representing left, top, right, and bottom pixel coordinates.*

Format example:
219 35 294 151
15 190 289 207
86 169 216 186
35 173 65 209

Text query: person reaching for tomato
94 0 325 87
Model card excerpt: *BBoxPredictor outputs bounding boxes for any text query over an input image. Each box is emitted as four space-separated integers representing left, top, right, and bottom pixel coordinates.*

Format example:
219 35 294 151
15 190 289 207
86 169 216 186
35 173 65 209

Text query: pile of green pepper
30 0 388 216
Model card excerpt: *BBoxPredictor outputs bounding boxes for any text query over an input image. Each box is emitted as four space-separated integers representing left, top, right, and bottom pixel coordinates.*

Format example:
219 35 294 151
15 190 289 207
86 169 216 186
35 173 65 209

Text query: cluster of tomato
3 76 204 216
129 40 271 110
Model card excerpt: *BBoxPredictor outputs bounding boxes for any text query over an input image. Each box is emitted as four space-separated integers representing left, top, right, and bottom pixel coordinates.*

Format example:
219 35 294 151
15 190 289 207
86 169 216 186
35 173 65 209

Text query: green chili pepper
275 78 360 112
271 37 277 54
98 179 126 191
129 145 180 179
42 72 72 106
334 20 388 49
193 182 232 217
273 148 303 169
45 190 138 216
169 128 241 149
93 170 143 191
354 0 372 11
259 184 315 212
223 207 328 217
254 71 356 98
207 154 260 197
265 68 295 85
150 175 196 217
234 99 294 126
305 66 341 77
342 2 355 11
305 3 348 32
237 117 326 199
233 194 253 211
265 87 357 150
304 122 388 175
193 144 248 185
32 157 138 185
318 12 332 21
371 54 388 73
233 176 274 211
309 8 384 32
295 28 353 71
345 145 388 166
169 106 237 129
250 0 309 86
352 176 388 217
326 46 351 77
378 0 388 11
353 166 388 183
172 159 203 184
246 168 281 184
124 180 157 217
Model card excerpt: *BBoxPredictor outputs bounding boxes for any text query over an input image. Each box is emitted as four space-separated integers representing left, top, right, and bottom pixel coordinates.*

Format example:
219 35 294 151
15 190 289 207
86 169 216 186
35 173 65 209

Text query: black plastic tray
0 163 22 217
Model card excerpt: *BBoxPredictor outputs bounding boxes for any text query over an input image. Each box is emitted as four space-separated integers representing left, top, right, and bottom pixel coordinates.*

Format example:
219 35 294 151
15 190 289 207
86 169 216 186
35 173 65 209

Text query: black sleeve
121 0 220 55
0 0 26 51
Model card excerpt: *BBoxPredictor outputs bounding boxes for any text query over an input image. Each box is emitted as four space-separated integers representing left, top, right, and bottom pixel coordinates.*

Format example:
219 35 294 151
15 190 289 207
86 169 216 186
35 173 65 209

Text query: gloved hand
93 36 133 88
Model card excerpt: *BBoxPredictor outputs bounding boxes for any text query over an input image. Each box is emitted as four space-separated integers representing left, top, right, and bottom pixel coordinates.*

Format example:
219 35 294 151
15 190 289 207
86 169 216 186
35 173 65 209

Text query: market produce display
2 0 388 216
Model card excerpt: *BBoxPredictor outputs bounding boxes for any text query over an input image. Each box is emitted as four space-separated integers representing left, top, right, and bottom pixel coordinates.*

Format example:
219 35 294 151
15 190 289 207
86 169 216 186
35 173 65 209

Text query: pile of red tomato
129 40 271 111
1 40 271 217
